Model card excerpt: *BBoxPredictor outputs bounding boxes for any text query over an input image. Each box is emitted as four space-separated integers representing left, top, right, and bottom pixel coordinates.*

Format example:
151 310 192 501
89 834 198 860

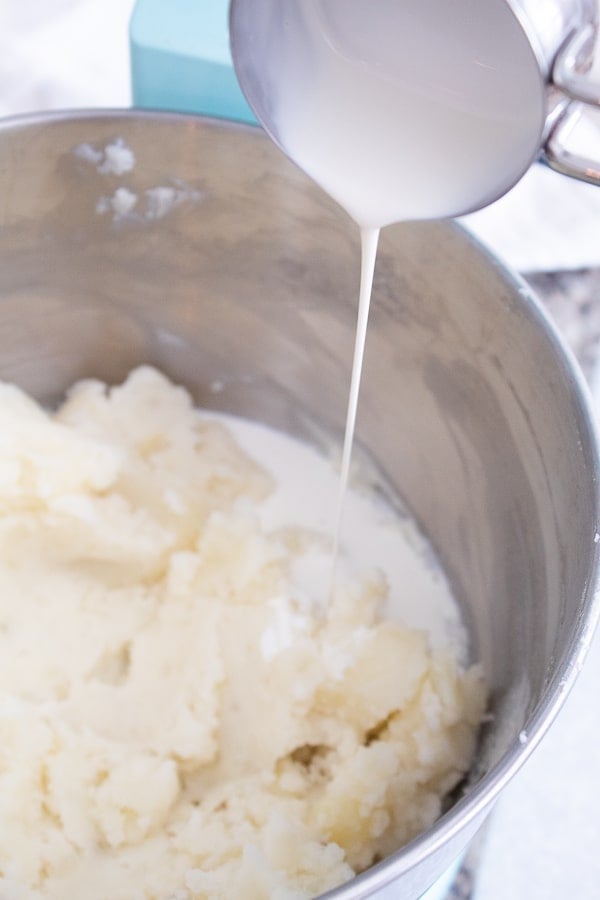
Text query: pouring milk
230 0 545 586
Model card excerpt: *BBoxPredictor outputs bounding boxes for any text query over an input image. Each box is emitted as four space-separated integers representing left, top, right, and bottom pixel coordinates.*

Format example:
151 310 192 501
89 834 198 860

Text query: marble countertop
527 268 600 380
0 3 599 899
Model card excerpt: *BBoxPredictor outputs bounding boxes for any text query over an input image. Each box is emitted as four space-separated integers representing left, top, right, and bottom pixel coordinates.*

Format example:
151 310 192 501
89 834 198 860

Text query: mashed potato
0 367 485 899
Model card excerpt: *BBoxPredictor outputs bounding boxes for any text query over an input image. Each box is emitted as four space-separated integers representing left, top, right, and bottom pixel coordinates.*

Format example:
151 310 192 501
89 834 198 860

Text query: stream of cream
329 227 379 595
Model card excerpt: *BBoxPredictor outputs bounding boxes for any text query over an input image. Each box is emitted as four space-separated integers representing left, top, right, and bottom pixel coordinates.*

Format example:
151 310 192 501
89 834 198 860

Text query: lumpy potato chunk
0 367 485 899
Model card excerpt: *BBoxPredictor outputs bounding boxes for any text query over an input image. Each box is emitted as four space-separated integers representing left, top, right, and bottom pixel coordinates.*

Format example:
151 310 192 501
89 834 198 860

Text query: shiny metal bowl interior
0 111 597 899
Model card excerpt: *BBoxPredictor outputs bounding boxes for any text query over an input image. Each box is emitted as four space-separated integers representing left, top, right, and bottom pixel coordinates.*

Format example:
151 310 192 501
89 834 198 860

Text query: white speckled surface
0 3 599 899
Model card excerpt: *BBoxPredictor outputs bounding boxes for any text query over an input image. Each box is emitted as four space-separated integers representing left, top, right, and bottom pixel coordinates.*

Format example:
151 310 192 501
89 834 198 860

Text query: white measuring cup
230 0 600 225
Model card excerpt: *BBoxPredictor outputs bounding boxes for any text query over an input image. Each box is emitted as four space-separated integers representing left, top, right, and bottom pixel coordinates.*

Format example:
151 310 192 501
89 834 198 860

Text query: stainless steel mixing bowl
0 110 597 899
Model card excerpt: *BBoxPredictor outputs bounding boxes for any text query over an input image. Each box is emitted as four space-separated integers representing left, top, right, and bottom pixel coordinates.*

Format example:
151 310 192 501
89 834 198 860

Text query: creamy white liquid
269 1 542 575
234 0 544 589
210 409 467 657
330 226 379 594
259 0 545 227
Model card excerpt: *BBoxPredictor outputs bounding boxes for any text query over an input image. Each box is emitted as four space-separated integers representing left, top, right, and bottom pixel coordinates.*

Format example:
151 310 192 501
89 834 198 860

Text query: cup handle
552 24 599 107
542 24 600 185
542 102 600 185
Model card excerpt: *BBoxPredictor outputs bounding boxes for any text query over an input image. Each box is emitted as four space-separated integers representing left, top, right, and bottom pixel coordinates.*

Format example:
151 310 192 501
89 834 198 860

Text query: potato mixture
0 367 485 899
